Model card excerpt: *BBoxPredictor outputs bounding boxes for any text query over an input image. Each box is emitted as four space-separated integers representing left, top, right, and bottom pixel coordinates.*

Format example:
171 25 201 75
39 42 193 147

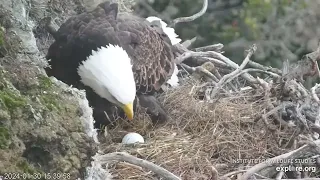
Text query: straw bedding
100 80 297 179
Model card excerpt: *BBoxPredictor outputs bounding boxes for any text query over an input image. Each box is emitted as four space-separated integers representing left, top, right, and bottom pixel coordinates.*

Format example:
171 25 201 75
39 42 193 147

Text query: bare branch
94 152 181 180
275 170 285 180
240 140 320 180
248 60 282 75
222 170 268 179
204 50 259 85
194 43 224 52
170 0 208 27
181 63 219 82
226 68 281 83
175 51 227 66
173 49 259 87
181 37 197 48
210 44 257 98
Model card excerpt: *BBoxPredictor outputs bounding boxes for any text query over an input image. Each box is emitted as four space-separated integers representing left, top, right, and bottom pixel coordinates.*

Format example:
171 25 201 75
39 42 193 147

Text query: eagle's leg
136 94 170 124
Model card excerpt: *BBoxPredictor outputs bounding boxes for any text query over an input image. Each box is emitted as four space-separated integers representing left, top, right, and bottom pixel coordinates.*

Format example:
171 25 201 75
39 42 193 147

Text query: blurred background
133 0 320 70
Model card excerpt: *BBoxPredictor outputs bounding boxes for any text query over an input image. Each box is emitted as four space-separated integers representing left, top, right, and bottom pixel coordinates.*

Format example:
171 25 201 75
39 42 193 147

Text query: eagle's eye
131 42 138 49
161 33 167 37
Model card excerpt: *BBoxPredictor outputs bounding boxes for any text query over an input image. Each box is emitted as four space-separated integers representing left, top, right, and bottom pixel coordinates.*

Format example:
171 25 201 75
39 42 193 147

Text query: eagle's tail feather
98 1 118 19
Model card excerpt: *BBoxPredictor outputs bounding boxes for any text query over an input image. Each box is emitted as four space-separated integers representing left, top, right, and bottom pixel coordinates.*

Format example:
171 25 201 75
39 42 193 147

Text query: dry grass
101 81 297 180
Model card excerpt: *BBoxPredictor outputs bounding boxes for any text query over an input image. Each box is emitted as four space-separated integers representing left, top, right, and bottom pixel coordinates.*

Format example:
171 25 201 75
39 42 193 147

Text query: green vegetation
17 160 40 174
0 70 26 112
0 126 10 149
37 75 60 111
38 75 53 89
0 27 6 57
0 27 4 46
0 90 26 110
40 94 60 111
144 0 311 66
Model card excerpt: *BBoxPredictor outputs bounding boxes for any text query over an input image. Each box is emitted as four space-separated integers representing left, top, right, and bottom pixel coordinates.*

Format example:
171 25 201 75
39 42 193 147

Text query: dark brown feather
46 1 175 96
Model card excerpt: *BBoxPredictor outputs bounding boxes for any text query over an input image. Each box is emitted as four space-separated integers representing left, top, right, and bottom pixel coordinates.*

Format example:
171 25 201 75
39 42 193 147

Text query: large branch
93 152 181 180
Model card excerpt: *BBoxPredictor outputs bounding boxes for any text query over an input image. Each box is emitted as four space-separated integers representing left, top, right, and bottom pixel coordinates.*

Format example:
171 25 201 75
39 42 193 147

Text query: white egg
122 132 145 144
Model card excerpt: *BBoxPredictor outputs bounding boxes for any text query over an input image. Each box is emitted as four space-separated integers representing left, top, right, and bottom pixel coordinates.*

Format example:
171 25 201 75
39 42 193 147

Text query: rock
0 0 130 179
0 58 98 178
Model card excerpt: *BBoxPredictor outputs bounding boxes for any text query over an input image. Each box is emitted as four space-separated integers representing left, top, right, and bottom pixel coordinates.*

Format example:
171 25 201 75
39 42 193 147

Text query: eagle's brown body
45 1 174 125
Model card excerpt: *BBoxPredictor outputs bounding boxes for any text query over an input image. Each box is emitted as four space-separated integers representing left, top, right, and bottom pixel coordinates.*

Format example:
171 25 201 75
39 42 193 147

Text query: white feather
146 16 182 45
166 64 179 87
77 44 136 105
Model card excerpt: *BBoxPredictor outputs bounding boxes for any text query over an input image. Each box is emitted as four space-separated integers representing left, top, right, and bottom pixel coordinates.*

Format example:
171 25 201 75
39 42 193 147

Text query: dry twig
210 44 257 98
180 63 219 82
248 60 282 75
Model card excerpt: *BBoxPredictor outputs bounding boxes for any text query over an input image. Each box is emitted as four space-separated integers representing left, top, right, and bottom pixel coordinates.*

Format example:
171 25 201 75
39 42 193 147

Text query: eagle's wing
46 1 175 95
115 13 175 94
45 1 121 86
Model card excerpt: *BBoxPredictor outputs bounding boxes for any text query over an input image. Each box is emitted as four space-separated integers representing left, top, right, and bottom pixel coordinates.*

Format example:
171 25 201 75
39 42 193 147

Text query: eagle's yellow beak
122 103 134 120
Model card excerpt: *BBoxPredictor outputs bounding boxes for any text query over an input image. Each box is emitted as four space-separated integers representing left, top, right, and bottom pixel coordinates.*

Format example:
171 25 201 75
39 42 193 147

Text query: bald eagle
146 16 182 46
45 1 177 124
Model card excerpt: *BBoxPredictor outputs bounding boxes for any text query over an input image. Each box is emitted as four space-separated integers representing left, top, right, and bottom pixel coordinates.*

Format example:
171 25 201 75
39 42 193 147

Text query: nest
92 27 320 180
100 81 299 180
92 1 320 179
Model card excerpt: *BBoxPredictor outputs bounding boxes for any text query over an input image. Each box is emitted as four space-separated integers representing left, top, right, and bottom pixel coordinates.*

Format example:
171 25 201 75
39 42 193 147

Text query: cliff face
0 0 133 178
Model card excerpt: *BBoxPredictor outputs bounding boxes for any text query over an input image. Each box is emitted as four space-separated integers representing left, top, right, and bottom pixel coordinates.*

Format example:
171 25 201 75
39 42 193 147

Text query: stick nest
100 81 301 179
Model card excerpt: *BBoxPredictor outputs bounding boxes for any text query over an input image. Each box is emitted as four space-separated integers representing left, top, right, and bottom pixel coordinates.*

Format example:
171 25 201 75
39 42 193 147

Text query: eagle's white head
146 16 182 45
77 44 136 120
